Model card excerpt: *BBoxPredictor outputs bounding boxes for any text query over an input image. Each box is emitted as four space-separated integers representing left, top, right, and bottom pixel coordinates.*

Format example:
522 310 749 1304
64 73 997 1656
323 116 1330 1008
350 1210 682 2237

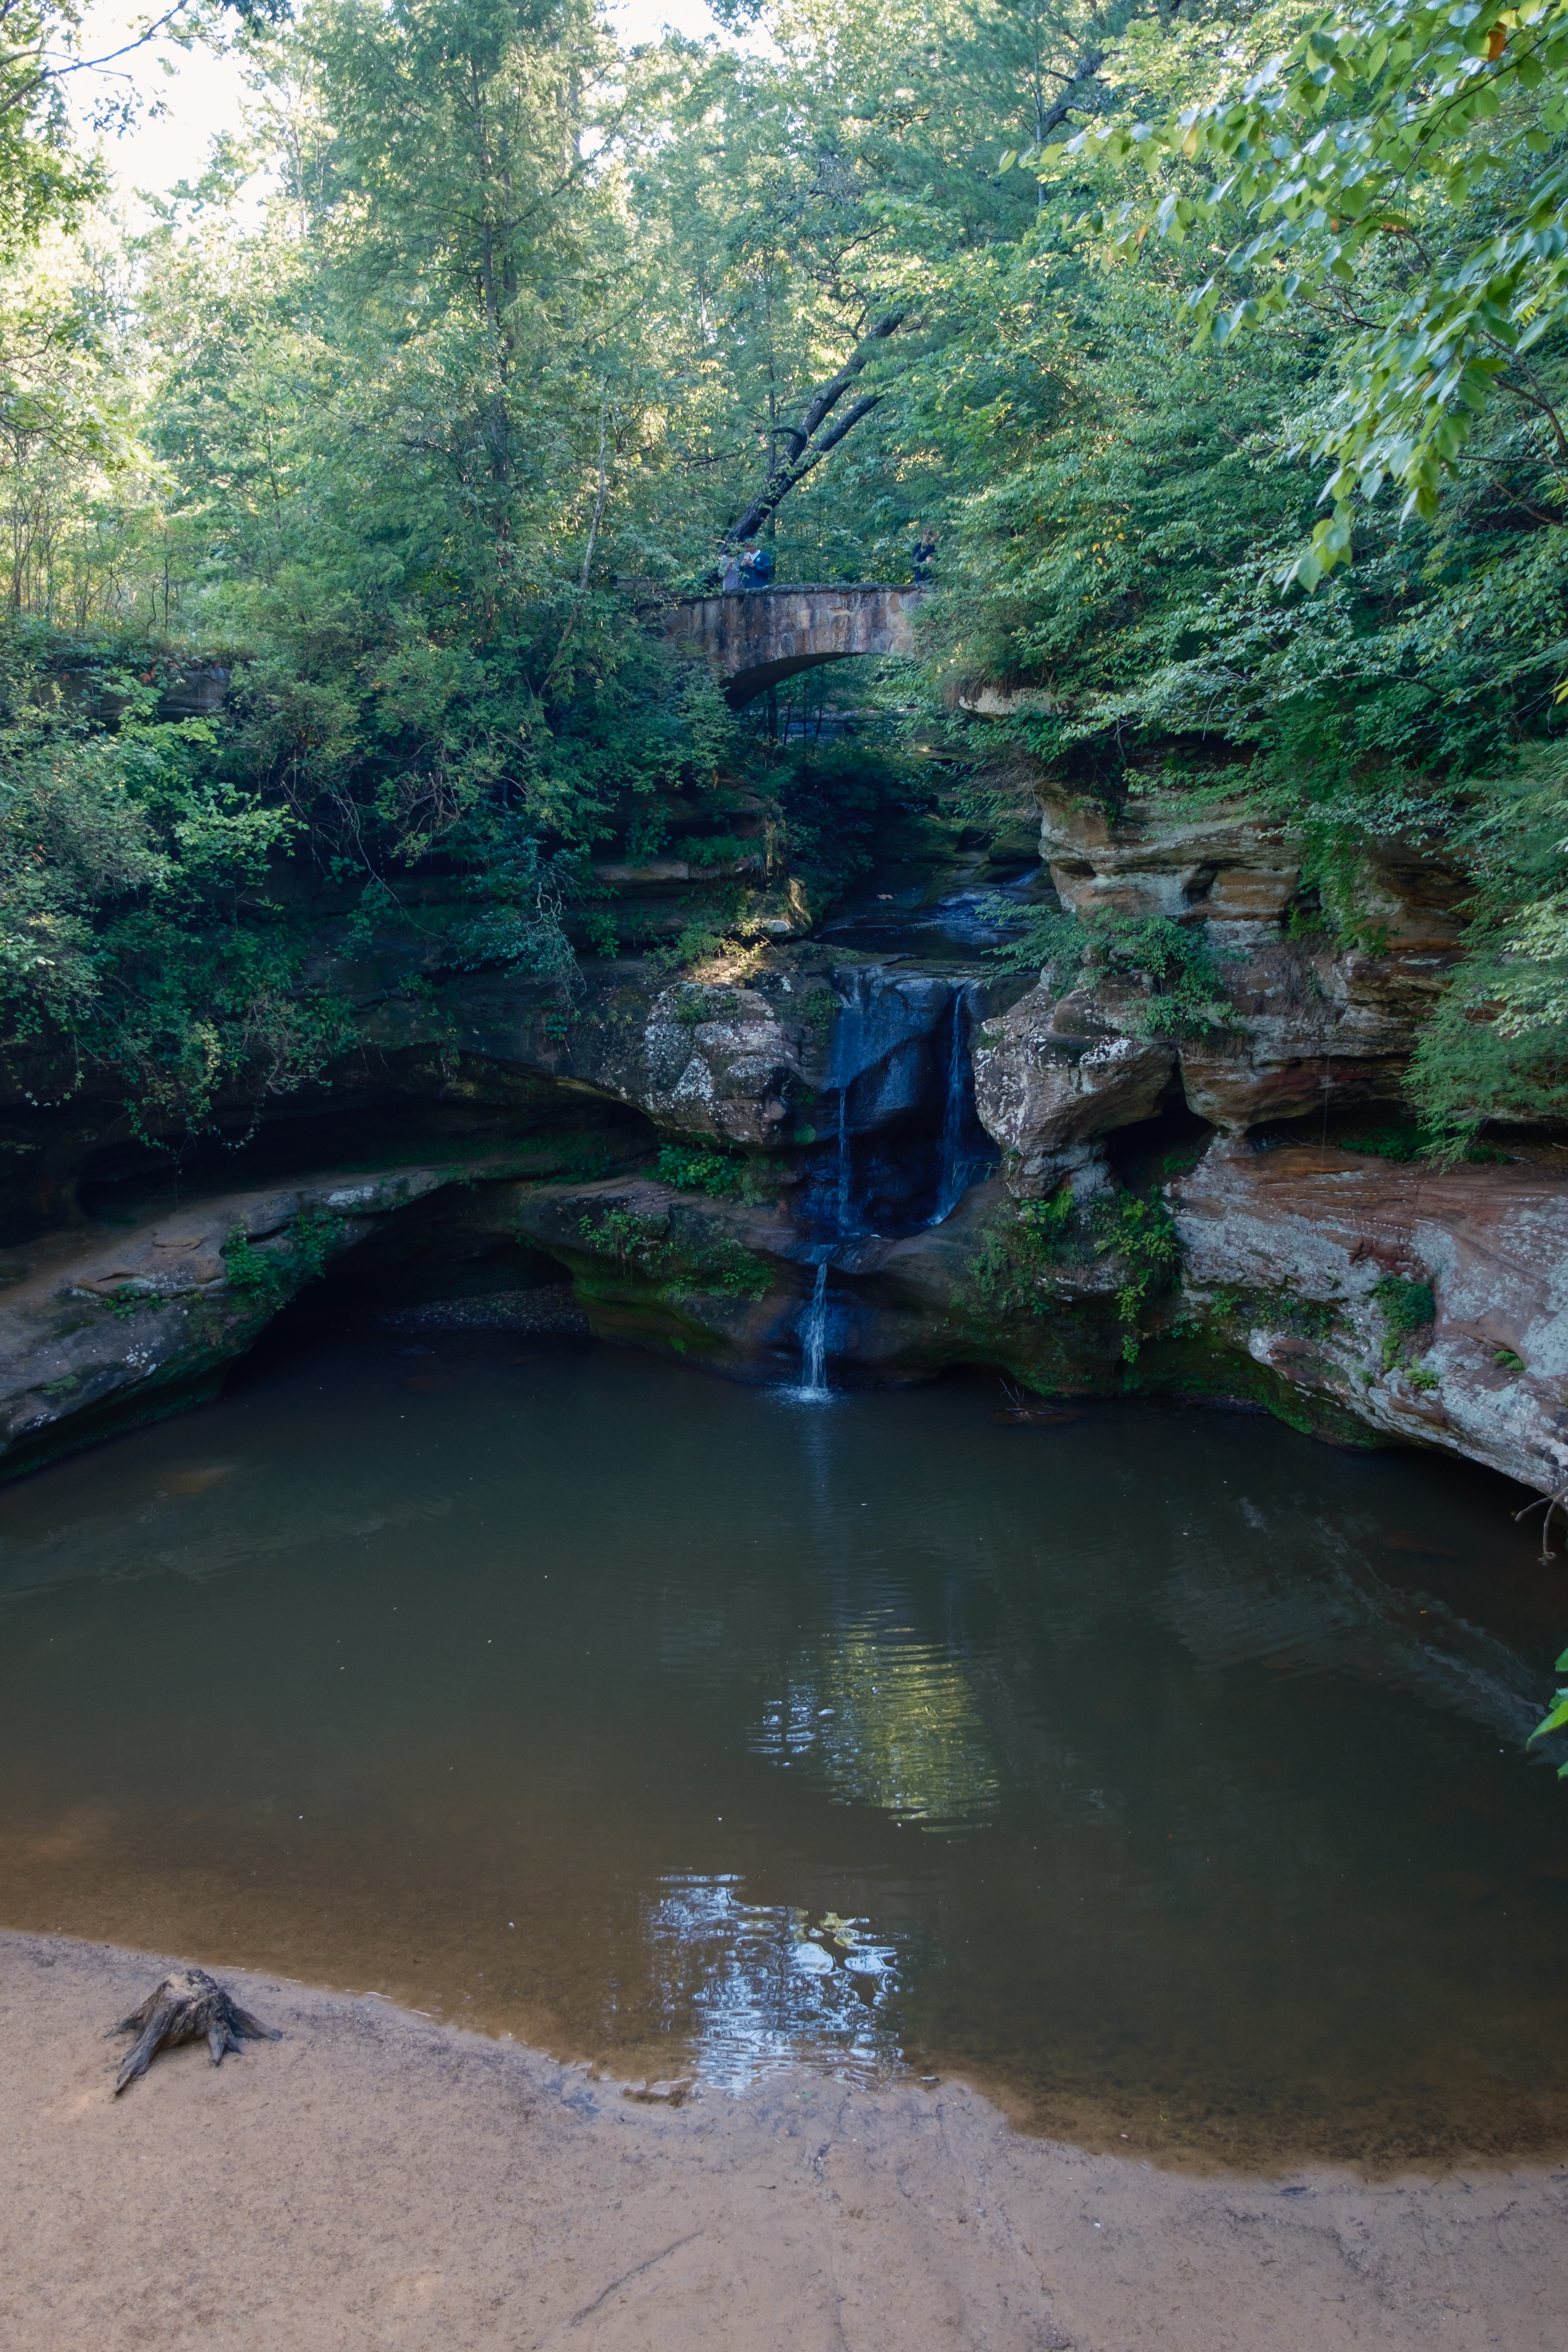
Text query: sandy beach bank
3 1928 1565 2351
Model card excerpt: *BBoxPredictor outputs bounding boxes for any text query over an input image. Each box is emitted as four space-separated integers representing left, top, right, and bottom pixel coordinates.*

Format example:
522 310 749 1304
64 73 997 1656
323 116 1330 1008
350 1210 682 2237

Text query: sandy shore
3 1930 1566 2351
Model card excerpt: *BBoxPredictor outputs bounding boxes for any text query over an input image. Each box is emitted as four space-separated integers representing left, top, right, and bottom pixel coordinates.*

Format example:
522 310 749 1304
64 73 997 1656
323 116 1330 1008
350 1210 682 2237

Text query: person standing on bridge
740 540 774 590
910 525 937 583
720 546 745 593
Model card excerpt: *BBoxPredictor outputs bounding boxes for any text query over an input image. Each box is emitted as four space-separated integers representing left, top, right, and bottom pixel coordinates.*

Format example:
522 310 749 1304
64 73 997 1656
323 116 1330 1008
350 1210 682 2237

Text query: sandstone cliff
0 772 1561 1502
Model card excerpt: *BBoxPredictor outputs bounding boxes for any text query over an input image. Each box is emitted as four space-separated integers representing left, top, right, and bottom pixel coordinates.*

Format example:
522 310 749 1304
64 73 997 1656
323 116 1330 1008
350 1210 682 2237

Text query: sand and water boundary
3 1927 1566 2350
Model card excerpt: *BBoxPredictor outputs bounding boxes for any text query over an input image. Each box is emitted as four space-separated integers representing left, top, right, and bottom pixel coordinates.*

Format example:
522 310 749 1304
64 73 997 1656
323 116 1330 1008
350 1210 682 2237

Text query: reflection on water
640 1878 900 2089
752 1620 1000 1827
0 1331 1566 2169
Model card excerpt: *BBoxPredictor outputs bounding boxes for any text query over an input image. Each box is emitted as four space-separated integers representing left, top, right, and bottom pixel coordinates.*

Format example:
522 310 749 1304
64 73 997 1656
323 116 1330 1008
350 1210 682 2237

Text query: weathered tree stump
109 1967 279 2094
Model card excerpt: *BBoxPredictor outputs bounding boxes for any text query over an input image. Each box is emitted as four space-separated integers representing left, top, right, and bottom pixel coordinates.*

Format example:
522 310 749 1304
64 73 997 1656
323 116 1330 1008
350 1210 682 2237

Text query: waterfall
835 1088 854 1236
796 1259 832 1400
933 989 972 1223
792 965 958 1396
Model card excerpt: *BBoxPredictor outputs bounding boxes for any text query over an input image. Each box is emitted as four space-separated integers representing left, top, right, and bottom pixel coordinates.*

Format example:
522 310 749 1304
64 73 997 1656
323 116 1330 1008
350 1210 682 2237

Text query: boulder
972 983 1177 1195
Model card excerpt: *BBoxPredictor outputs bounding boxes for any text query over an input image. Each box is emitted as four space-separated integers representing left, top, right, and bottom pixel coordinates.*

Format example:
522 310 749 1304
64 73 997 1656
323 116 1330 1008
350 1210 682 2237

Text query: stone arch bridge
665 583 925 708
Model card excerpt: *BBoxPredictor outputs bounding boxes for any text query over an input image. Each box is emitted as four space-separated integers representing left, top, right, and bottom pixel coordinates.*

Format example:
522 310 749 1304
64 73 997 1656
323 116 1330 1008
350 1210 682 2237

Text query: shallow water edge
6 1923 1568 2192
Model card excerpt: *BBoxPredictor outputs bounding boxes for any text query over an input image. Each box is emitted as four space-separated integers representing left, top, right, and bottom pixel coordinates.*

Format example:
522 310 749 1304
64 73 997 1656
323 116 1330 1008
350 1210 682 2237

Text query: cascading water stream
835 1088 854 1236
932 990 971 1224
797 1053 857 1398
796 971 977 1388
795 1258 832 1400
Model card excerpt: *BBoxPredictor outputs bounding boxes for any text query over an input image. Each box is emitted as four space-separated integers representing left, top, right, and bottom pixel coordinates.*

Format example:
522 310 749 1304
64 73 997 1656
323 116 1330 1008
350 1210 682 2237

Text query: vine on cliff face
1088 1193 1183 1363
1371 1274 1436 1375
962 1189 1077 1322
961 1183 1183 1362
653 1143 744 1197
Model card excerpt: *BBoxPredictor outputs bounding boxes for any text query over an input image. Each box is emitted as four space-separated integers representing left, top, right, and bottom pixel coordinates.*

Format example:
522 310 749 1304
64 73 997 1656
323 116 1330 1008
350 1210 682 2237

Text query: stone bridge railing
665 583 926 708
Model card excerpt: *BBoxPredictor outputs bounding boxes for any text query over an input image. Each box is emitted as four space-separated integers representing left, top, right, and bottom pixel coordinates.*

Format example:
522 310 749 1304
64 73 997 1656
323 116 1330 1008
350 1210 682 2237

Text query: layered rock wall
964 775 1567 1497
0 765 1563 1503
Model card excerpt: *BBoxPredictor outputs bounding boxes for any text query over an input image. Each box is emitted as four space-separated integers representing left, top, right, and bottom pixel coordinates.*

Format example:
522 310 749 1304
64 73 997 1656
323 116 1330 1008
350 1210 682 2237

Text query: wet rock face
823 969 953 1132
1172 1142 1568 1495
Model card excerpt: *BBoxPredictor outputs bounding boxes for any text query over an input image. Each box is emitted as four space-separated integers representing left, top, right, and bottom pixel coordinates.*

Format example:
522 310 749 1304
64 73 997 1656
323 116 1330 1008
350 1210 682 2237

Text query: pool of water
2 1331 1566 2169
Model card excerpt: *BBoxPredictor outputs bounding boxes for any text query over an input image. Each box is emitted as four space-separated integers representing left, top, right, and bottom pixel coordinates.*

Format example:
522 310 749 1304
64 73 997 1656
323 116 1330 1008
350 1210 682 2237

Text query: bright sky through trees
70 0 741 204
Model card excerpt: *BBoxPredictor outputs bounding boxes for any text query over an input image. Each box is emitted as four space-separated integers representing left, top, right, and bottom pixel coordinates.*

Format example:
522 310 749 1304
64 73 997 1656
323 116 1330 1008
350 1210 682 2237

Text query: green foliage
5 0 1567 1167
1088 1191 1183 1361
643 898 761 975
987 900 1236 1037
1275 1292 1341 1339
221 1208 341 1315
1528 1644 1568 1774
1092 914 1238 1040
768 741 929 911
896 5 1568 1148
577 1203 772 1297
1338 1123 1510 1162
1039 0 1568 583
1372 1271 1436 1370
1403 750 1568 1147
653 1143 744 1196
109 1287 165 1321
1373 1274 1437 1333
963 1186 1077 1321
0 648 357 1136
683 832 755 870
964 1181 1182 1355
983 899 1089 984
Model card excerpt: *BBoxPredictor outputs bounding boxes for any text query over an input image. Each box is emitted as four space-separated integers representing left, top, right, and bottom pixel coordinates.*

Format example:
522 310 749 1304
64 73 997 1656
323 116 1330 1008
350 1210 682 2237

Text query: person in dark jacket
740 540 774 589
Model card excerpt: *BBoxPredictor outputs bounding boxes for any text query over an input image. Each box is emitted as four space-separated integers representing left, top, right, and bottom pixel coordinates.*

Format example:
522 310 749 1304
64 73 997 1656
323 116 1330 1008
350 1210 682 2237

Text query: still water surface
2 1332 1567 2167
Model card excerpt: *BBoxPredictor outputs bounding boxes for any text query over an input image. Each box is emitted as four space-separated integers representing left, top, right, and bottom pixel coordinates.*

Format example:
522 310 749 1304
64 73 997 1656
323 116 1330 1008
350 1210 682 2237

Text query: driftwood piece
1514 1481 1568 1563
109 1966 279 2094
992 1379 1084 1428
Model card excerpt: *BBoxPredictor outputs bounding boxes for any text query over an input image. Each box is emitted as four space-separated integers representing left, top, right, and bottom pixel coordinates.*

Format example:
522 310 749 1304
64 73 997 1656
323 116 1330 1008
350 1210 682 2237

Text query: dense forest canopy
2 0 1566 1143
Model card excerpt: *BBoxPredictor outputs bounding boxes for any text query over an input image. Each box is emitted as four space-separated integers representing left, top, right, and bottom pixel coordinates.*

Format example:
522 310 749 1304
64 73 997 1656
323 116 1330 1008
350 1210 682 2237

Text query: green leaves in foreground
1528 1645 1568 1772
1012 0 1568 584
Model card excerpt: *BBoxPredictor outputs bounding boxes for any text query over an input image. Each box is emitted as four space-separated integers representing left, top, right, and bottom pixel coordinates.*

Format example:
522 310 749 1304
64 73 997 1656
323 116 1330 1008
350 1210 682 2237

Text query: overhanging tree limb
1034 49 1108 144
724 309 905 545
